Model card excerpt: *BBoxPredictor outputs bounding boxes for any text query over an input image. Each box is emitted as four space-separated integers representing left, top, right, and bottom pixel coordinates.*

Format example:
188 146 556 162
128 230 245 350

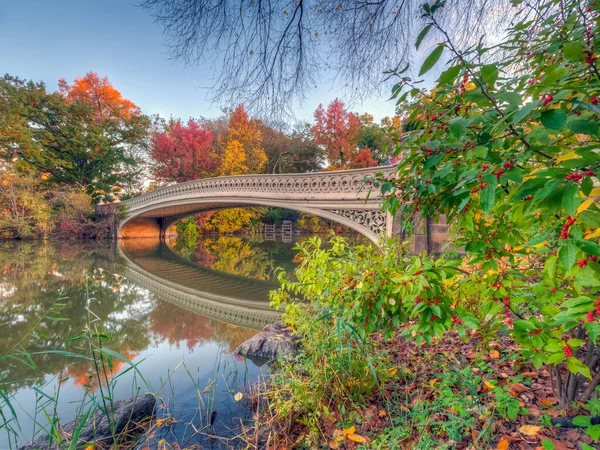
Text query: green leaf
566 356 592 379
587 424 600 441
481 64 499 87
573 415 592 427
541 439 555 450
573 100 600 115
547 353 565 365
562 183 582 216
568 119 600 136
559 241 577 269
582 444 596 450
419 45 444 76
480 174 496 215
579 211 600 229
415 25 432 50
437 66 461 85
449 117 467 139
497 92 522 107
541 109 567 131
576 239 600 257
513 101 540 123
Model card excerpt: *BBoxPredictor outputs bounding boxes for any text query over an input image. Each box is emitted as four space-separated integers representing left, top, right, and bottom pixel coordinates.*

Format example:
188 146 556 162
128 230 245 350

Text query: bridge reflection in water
119 239 281 331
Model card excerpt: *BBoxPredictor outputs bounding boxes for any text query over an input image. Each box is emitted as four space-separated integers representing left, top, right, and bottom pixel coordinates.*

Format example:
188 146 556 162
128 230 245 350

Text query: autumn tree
312 99 361 169
0 74 150 193
150 118 217 182
221 105 267 174
351 147 378 169
58 72 140 122
219 140 248 176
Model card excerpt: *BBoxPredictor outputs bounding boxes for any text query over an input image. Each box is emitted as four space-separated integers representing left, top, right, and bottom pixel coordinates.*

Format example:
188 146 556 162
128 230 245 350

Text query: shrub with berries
373 0 600 408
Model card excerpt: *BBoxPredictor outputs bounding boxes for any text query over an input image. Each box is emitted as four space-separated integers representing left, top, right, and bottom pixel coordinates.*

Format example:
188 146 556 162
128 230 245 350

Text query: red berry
564 346 573 357
592 96 599 105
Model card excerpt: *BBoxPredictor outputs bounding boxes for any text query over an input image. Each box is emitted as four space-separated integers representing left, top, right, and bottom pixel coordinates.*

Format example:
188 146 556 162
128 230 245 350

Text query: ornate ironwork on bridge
96 166 396 244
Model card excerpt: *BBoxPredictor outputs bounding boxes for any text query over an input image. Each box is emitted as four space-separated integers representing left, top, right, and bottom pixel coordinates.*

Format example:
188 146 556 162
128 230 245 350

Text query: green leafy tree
0 74 150 194
373 0 600 408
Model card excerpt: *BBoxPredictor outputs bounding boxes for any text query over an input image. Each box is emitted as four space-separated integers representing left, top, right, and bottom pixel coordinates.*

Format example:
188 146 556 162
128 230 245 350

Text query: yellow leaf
585 228 600 239
155 418 164 427
577 197 596 214
556 151 580 163
519 424 540 436
343 426 356 436
158 440 166 446
497 438 509 450
484 380 496 390
489 350 500 358
347 433 367 443
387 367 397 376
234 392 243 401
379 409 387 417
85 446 94 450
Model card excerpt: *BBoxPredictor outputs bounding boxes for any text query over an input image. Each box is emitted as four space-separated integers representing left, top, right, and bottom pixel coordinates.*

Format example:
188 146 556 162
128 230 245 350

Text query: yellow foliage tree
219 140 248 176
223 105 267 174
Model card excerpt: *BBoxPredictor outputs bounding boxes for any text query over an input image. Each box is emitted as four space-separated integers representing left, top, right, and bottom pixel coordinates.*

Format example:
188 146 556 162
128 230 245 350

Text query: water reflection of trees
0 241 260 394
0 242 153 392
169 235 298 281
149 301 257 352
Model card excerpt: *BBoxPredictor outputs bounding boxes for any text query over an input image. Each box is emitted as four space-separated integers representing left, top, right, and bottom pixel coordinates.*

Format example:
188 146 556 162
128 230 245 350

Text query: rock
237 322 299 361
19 393 156 450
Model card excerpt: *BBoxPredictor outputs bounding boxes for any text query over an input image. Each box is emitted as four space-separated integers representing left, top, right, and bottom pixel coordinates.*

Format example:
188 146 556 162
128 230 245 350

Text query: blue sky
0 0 398 124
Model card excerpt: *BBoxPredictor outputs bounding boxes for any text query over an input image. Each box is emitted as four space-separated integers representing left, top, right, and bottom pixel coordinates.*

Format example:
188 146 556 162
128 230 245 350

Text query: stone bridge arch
97 166 396 245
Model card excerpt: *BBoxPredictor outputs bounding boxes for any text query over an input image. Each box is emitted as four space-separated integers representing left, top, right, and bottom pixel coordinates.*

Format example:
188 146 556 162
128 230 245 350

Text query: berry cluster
561 216 576 239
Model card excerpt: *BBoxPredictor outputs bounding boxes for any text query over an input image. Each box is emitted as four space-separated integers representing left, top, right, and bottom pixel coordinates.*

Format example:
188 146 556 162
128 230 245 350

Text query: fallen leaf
490 350 500 358
347 433 367 443
343 426 356 436
497 438 509 450
388 367 397 376
522 372 539 379
379 409 387 417
484 380 496 390
234 392 243 401
519 424 541 436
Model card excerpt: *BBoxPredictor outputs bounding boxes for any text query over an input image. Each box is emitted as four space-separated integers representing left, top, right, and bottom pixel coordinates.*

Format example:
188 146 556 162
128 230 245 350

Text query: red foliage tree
351 147 378 168
150 119 217 182
312 99 361 168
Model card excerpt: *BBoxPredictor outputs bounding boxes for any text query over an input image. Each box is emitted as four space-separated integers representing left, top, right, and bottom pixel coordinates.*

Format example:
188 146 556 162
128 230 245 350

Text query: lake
0 233 350 449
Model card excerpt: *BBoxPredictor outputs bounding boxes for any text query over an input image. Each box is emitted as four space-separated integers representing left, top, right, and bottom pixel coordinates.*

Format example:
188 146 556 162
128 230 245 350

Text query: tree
312 99 361 168
219 140 248 176
0 74 150 193
260 122 324 174
58 72 140 122
223 105 267 173
373 0 600 408
140 0 506 115
150 118 216 182
351 147 378 168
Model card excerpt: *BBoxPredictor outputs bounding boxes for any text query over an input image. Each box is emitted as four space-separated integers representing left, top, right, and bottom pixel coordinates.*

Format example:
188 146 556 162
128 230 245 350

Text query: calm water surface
0 234 340 449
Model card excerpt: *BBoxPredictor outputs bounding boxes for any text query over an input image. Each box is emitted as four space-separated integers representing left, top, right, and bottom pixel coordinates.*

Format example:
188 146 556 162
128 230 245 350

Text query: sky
0 0 398 125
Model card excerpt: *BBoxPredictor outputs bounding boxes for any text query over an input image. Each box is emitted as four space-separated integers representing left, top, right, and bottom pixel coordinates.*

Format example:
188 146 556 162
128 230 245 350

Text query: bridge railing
105 165 396 216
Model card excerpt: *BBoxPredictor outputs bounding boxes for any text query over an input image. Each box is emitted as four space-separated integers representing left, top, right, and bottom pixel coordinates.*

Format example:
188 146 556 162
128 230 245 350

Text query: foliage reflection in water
0 236 287 449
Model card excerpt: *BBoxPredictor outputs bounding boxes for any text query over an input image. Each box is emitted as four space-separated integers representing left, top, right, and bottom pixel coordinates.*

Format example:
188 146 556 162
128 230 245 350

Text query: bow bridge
97 166 397 244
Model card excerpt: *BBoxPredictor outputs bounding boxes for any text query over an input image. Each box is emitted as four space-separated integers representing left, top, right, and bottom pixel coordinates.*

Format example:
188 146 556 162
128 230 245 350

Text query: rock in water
236 322 298 361
19 393 156 450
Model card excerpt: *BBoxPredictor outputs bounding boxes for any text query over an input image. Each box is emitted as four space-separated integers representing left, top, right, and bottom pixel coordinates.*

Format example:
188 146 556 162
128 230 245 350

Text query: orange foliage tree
58 71 140 123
